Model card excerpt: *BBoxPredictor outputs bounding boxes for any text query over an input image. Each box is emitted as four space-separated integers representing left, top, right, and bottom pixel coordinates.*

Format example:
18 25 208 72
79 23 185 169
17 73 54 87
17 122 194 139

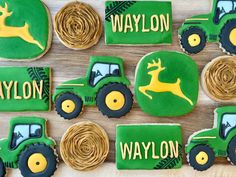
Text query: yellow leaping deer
0 3 44 50
139 58 193 106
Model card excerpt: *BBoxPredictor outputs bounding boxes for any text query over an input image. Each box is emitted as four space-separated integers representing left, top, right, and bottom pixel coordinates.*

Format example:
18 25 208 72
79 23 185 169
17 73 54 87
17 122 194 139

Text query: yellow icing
27 153 47 173
188 34 201 47
229 28 236 46
0 3 44 50
139 58 193 105
61 99 76 113
105 91 125 111
195 151 208 165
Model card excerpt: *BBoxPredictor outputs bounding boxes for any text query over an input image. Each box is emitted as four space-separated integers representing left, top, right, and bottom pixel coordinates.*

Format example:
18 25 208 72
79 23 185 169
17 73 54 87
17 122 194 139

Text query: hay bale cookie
54 2 102 50
135 51 199 117
0 0 52 60
60 121 109 171
202 56 236 102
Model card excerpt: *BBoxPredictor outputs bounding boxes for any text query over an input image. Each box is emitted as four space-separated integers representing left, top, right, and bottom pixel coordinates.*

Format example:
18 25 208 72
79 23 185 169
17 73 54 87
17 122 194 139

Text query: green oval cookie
135 51 199 117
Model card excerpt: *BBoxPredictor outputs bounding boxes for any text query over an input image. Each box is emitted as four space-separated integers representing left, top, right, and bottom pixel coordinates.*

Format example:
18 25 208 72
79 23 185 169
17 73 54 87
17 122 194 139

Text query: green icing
186 106 236 157
116 124 183 169
135 51 199 117
0 0 50 60
105 1 172 45
0 117 55 168
0 67 51 111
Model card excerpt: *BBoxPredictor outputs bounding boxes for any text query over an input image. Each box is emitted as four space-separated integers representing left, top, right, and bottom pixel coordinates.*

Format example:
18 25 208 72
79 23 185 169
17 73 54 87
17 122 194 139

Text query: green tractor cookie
53 56 133 119
0 117 58 177
178 0 236 55
186 106 236 171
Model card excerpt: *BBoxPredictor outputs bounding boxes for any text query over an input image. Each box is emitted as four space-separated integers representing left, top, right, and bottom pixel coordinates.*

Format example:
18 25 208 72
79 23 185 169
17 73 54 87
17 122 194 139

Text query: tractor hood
0 139 8 156
186 128 217 153
57 77 87 87
184 14 209 23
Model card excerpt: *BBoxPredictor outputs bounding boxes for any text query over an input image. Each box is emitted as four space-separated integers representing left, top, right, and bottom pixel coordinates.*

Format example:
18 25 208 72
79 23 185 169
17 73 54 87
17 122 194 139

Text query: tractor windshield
214 0 235 23
10 124 42 149
220 114 236 139
89 63 120 86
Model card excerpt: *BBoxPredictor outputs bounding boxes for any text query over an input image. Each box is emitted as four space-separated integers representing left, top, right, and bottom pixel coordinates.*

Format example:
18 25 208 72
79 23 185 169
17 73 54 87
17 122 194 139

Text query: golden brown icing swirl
204 56 236 101
54 2 102 50
60 121 109 171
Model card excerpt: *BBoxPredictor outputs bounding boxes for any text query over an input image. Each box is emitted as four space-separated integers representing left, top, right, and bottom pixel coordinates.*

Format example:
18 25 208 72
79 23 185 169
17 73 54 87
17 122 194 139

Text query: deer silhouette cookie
135 51 199 117
0 0 51 60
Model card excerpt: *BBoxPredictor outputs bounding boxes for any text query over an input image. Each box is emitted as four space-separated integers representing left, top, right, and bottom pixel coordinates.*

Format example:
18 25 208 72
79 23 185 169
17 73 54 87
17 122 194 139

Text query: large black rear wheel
180 27 206 54
96 83 133 118
55 93 83 120
0 158 6 177
220 20 236 55
18 144 58 177
228 136 236 165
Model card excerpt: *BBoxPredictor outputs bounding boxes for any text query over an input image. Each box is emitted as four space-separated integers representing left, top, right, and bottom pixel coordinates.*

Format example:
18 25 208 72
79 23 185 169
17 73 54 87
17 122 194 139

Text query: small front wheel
188 145 215 171
55 93 83 120
0 158 6 177
96 83 133 118
228 136 236 165
180 27 206 54
18 144 58 177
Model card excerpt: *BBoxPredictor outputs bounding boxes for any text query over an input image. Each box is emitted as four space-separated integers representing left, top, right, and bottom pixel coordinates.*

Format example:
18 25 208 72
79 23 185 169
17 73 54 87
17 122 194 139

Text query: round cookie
54 2 102 50
0 0 52 60
201 56 236 102
60 121 109 171
135 51 199 117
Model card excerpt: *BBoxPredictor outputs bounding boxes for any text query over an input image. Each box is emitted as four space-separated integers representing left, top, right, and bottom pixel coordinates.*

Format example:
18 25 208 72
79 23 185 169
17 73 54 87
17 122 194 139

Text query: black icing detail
188 145 215 171
18 144 57 177
154 144 183 169
180 27 206 54
228 136 236 164
183 22 202 25
0 158 6 177
105 1 137 22
55 92 83 120
219 20 236 55
27 67 50 103
96 83 133 118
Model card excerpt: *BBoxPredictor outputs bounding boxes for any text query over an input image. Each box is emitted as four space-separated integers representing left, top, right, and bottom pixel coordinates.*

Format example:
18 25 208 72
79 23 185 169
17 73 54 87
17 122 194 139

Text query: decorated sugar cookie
178 0 236 55
187 106 236 171
55 2 102 50
135 51 199 117
0 0 52 60
202 56 236 102
60 121 109 171
53 56 133 119
116 124 183 169
0 67 51 111
105 1 172 45
0 117 58 177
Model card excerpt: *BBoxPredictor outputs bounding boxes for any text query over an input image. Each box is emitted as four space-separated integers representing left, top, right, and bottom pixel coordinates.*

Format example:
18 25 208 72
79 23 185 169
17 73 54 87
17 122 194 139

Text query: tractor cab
214 0 236 24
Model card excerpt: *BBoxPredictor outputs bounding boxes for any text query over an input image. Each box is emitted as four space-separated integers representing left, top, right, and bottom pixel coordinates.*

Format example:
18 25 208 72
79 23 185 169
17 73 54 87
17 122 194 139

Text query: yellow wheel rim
61 100 76 113
105 91 125 111
229 28 236 46
195 151 208 165
188 34 201 47
28 153 47 173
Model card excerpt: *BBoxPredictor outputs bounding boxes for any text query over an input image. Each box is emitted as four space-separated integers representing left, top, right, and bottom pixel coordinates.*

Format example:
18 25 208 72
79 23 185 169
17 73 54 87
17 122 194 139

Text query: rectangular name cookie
0 67 51 111
116 124 182 170
105 1 172 45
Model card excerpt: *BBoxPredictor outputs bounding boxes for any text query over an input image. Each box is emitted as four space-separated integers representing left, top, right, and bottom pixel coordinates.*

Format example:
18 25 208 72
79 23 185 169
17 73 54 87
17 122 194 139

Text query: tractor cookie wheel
0 158 6 177
18 144 57 177
220 20 236 55
188 145 215 171
55 92 83 120
96 83 133 118
227 136 236 165
180 27 206 54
